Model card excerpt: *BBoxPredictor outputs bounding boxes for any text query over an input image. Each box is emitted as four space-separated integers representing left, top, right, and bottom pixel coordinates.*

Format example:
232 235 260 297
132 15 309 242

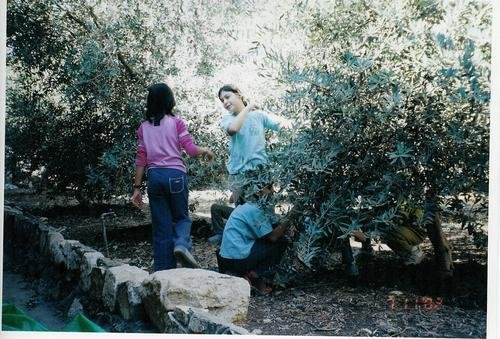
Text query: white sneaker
404 246 424 265
174 246 200 268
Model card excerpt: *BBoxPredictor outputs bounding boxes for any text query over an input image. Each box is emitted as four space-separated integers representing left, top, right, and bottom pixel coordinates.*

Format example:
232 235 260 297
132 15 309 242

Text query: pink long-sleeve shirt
135 115 199 173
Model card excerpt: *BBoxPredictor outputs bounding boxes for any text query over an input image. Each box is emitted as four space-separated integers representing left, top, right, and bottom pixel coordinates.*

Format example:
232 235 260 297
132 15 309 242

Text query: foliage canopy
6 0 490 279
256 0 490 278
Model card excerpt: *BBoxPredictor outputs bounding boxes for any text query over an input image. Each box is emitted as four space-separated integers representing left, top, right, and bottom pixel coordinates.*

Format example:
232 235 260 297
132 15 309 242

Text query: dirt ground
4 188 488 337
2 269 68 330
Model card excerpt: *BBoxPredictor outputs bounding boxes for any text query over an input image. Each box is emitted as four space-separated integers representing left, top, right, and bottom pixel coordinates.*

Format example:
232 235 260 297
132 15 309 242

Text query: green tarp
2 303 106 332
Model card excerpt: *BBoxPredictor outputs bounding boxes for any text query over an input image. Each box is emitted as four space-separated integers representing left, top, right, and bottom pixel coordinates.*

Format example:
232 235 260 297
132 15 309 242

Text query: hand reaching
199 147 215 162
205 149 215 162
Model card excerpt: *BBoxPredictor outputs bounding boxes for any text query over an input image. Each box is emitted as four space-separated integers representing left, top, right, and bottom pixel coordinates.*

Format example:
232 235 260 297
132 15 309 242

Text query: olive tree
258 0 490 281
6 0 246 201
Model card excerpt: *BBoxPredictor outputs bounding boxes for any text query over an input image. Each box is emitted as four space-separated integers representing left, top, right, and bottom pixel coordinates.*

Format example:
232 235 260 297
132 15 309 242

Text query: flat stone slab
141 268 250 332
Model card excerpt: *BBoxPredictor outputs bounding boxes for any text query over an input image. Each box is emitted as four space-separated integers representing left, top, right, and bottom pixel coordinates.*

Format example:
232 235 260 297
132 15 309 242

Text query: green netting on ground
2 303 105 332
1 304 49 331
62 313 106 332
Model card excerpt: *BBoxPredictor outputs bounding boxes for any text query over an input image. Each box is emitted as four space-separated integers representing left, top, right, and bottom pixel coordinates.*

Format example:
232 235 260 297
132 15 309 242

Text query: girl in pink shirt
131 83 214 272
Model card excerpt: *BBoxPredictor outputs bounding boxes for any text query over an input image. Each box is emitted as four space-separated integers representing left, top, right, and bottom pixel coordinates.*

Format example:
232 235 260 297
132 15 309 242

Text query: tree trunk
425 211 454 279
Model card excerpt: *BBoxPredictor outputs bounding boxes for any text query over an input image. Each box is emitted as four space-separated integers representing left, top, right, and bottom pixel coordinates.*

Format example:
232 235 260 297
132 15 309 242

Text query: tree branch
87 6 140 82
61 4 141 82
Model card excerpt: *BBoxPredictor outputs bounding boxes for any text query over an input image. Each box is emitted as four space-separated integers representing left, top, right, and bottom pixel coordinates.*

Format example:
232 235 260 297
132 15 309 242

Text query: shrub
258 0 490 280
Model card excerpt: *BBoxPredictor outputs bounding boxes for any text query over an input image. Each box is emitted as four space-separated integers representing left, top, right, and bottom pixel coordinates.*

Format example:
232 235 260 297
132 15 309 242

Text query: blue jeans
217 237 287 281
147 168 192 272
210 204 234 235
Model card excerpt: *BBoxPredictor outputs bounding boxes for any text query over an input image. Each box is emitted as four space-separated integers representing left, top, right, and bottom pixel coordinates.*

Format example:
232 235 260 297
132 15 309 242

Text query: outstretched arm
176 118 215 162
266 205 301 242
196 147 215 162
263 112 293 131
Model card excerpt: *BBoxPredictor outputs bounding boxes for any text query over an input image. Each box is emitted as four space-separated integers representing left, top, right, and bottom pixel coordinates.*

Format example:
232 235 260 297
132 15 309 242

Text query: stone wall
3 205 250 334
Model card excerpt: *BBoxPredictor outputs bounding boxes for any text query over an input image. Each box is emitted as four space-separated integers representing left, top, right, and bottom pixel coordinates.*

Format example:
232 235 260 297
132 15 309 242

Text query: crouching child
216 185 297 295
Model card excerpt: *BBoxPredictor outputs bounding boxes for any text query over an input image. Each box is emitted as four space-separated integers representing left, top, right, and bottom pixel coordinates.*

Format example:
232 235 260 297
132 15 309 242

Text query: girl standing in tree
218 84 289 205
131 83 214 272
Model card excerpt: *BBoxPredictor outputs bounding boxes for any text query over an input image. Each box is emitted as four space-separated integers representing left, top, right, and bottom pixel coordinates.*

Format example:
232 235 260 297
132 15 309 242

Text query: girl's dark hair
146 83 176 126
218 84 247 106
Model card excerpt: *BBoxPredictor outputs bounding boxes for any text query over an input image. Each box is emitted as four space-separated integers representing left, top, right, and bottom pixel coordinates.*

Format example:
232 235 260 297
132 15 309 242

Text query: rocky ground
3 188 488 337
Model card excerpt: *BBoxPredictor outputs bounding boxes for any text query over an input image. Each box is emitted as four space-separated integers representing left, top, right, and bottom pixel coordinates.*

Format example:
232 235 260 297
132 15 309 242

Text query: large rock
116 278 148 320
141 268 250 332
102 264 149 312
45 232 96 271
60 240 95 270
89 257 123 302
80 251 105 292
47 231 65 264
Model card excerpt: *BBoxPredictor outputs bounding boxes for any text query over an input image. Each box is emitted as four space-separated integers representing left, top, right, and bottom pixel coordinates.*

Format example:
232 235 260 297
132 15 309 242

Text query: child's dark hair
247 181 274 200
146 83 176 126
218 84 248 106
